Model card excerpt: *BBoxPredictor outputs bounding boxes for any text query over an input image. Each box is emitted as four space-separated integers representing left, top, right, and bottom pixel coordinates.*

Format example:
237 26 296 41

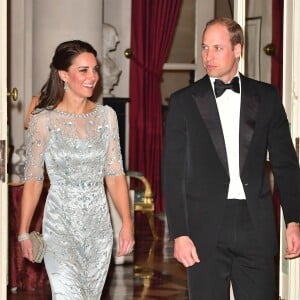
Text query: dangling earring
64 81 68 91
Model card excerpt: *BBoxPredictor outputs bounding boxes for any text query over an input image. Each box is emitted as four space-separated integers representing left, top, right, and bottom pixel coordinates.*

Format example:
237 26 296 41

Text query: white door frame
230 1 245 298
281 0 300 299
234 1 300 300
0 0 8 299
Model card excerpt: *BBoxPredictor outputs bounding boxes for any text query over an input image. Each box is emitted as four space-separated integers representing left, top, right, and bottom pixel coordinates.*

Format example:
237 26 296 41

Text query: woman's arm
24 95 39 129
18 179 44 262
19 179 43 234
105 174 134 256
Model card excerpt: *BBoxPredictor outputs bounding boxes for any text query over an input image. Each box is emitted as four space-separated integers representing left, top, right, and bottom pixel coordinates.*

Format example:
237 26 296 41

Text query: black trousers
187 199 276 300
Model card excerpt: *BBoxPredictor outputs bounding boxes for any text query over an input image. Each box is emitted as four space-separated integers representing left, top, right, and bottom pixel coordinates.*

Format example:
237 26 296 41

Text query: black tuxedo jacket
163 73 300 258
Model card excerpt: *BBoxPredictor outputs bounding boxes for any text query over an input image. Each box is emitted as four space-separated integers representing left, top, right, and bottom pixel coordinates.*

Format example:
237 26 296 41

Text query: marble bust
102 23 122 97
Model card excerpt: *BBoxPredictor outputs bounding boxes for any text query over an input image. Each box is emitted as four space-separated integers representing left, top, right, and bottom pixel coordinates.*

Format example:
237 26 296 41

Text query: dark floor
7 213 188 299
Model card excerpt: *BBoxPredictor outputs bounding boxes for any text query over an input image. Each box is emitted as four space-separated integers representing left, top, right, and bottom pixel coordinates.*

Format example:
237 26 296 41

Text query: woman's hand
19 238 34 263
117 221 135 256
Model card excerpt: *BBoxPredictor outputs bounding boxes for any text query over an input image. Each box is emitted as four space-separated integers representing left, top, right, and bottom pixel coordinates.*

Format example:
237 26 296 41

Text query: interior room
1 0 300 299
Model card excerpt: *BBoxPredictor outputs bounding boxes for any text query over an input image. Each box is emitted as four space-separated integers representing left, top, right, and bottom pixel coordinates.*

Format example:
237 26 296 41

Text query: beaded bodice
24 104 124 185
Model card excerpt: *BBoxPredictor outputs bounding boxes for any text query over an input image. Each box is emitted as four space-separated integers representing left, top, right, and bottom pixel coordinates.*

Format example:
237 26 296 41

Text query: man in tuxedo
163 17 300 299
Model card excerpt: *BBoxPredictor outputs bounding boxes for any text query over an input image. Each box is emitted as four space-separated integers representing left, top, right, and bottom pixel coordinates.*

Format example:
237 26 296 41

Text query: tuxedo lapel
193 75 260 176
193 78 229 174
239 76 260 173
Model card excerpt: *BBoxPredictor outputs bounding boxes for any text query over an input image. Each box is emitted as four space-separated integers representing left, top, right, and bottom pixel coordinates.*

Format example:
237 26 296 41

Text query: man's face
201 23 241 83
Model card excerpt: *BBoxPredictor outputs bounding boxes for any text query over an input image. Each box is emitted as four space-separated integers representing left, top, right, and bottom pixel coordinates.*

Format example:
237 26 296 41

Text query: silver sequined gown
24 104 124 299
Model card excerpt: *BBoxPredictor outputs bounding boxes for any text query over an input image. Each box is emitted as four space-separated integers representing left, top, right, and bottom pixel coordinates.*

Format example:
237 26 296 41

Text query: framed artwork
245 17 262 80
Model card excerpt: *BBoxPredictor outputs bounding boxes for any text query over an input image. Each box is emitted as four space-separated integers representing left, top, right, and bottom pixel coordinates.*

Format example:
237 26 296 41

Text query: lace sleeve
24 112 48 181
104 106 124 176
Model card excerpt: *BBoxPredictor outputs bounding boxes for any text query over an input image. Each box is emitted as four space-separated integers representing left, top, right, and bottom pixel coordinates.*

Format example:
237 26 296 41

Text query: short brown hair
204 17 244 49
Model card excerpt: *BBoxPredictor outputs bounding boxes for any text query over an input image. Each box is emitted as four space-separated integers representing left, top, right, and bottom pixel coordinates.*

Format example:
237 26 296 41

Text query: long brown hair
35 40 98 111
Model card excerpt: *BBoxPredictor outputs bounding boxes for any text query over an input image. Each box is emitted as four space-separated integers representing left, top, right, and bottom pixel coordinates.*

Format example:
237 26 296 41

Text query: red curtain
129 0 182 212
271 0 283 96
271 0 284 234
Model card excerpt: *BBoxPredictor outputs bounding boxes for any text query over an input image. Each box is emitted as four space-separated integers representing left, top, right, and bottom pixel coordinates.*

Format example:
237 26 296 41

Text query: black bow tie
214 77 240 98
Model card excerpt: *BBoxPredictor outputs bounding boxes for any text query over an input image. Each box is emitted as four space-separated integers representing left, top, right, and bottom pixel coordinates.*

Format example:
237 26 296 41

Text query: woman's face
59 52 99 99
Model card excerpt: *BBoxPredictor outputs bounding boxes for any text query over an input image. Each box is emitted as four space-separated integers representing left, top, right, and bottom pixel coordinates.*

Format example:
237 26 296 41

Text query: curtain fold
271 0 284 234
271 0 283 96
129 0 182 212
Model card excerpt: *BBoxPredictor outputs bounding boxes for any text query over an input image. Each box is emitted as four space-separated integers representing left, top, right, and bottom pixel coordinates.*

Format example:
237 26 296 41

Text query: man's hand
285 222 300 259
174 236 200 267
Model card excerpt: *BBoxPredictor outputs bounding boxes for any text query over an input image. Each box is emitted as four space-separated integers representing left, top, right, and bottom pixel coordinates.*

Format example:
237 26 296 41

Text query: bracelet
18 233 30 242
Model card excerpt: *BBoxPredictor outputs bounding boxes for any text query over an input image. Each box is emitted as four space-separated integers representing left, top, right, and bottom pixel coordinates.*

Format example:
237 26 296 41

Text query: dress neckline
53 103 99 118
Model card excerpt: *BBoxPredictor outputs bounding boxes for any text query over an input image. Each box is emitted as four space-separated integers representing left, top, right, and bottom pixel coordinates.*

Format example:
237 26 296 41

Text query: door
281 0 300 299
0 0 8 299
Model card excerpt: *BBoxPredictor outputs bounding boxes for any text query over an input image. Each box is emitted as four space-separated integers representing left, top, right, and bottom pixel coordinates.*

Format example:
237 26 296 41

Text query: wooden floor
7 213 188 299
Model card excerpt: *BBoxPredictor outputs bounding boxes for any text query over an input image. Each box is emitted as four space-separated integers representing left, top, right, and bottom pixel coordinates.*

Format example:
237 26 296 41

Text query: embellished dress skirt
43 182 113 300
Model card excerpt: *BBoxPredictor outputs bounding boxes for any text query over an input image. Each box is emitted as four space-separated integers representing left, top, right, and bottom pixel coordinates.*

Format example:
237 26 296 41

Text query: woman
18 40 134 299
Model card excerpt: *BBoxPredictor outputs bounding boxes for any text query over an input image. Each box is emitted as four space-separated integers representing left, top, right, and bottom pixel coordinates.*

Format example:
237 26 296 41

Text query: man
163 17 300 299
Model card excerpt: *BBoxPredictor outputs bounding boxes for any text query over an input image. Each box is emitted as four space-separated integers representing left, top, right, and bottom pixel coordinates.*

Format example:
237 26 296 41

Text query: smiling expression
59 52 100 100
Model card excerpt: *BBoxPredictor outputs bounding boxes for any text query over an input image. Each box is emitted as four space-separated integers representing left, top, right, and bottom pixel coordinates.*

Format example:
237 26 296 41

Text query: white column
32 0 103 95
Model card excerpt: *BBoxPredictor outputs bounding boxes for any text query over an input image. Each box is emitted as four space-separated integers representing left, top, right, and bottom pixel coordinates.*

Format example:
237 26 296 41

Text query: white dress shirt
210 76 246 199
